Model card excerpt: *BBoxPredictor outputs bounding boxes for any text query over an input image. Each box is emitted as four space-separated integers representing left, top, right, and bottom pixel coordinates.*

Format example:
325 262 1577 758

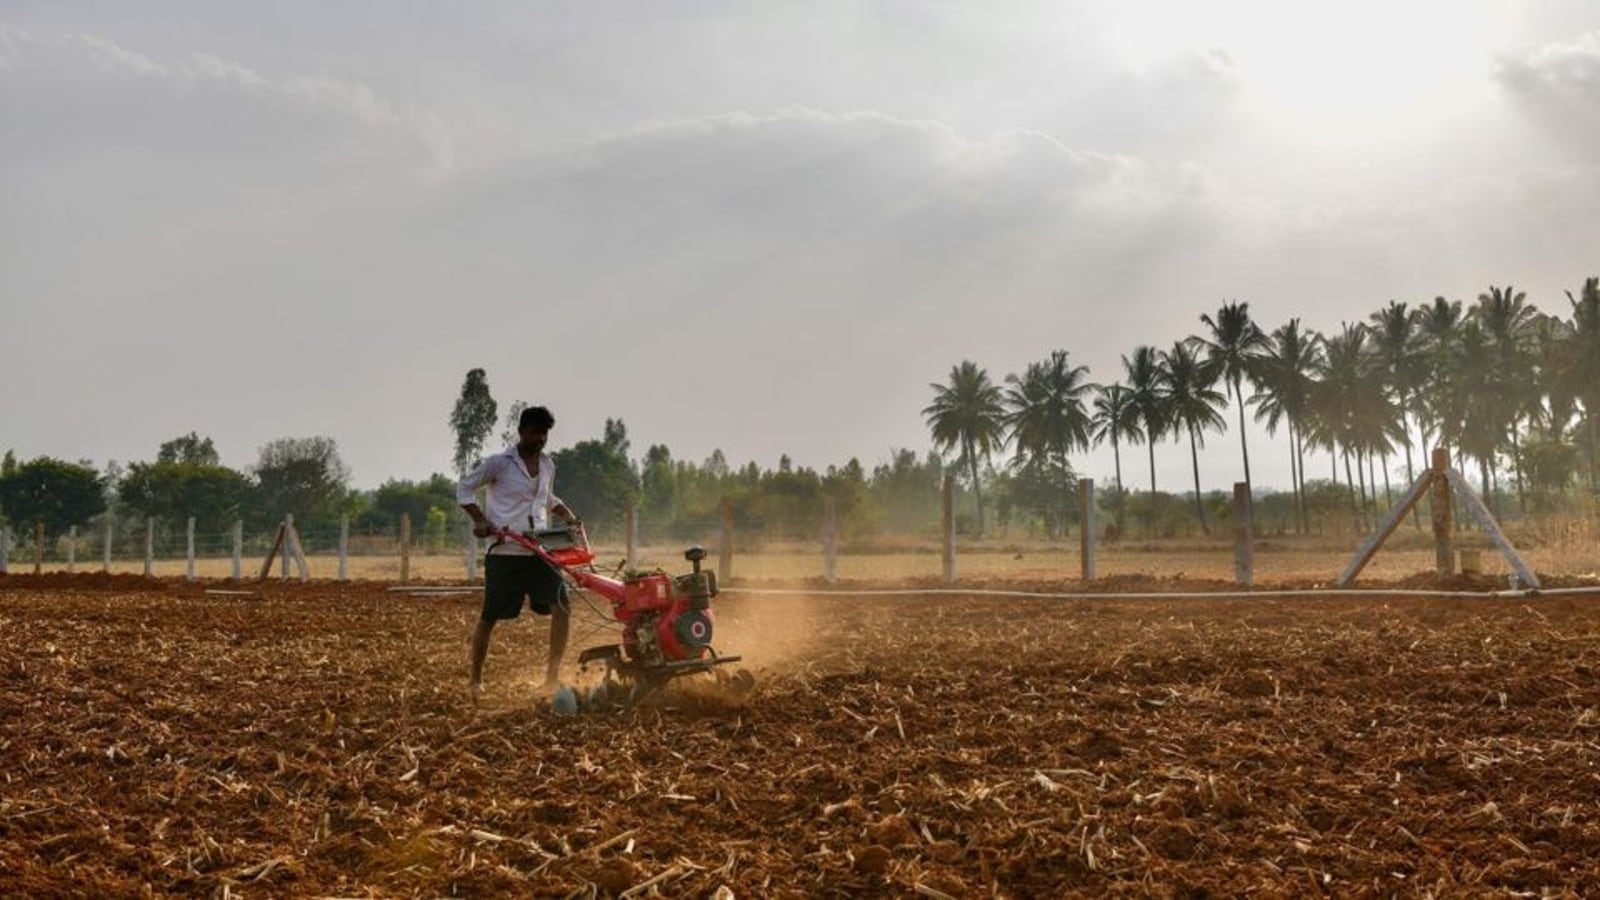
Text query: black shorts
482 553 567 621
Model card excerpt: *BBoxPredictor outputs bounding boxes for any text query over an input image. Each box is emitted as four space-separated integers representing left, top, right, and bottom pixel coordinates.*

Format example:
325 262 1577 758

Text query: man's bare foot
535 677 561 698
468 681 483 705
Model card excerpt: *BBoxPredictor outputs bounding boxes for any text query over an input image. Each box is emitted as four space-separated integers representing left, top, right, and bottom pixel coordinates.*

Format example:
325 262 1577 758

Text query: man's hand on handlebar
472 520 497 539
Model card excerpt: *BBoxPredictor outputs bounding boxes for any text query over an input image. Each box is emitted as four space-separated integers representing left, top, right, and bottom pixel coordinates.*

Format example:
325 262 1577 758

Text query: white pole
822 497 838 585
231 520 243 580
338 514 349 581
463 520 477 581
185 517 196 582
143 518 154 577
67 525 78 573
102 516 113 573
281 514 293 582
625 506 639 570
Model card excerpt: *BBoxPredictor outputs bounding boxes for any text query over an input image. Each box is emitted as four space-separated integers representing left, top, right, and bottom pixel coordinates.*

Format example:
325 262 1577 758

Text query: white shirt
457 447 566 556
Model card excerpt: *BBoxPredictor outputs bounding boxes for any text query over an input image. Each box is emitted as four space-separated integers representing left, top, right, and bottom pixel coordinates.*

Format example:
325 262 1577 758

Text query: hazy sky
3 2 1597 495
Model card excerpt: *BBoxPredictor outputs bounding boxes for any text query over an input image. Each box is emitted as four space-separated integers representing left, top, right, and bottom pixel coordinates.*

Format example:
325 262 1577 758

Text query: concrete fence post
1233 482 1254 586
102 517 113 573
1079 478 1096 581
281 514 294 582
143 517 154 577
717 500 733 583
822 496 838 585
338 514 350 581
67 525 78 574
231 520 243 580
34 522 44 575
463 519 477 582
185 517 196 582
625 506 639 570
399 513 412 584
941 475 956 585
0 525 9 574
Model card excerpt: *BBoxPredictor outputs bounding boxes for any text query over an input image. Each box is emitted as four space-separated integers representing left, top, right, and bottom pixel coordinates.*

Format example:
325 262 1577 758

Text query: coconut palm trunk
1187 424 1208 534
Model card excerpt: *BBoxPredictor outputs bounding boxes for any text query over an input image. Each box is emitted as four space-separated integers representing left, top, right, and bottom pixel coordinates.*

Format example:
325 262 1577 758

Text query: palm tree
1474 285 1538 511
1003 350 1094 537
1315 323 1376 525
1197 301 1268 522
1249 319 1323 533
1160 341 1226 533
1367 302 1424 492
923 361 1007 536
1091 383 1143 532
1564 277 1600 489
1416 296 1464 458
1122 346 1168 500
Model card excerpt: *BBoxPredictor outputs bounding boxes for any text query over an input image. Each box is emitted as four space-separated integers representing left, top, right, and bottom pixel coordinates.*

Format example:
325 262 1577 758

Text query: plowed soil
4 573 1600 897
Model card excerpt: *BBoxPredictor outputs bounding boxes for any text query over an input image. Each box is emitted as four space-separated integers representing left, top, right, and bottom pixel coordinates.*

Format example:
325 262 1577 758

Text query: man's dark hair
519 406 555 432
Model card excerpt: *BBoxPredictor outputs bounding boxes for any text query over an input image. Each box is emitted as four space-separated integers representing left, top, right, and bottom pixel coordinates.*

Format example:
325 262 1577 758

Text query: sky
3 1 1598 495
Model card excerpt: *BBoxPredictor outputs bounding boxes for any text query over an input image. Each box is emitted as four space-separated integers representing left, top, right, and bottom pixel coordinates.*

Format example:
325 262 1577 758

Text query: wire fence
2 475 1596 585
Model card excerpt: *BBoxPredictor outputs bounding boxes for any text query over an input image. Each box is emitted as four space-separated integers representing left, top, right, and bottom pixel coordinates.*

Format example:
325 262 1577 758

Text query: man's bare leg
469 619 494 701
543 607 570 690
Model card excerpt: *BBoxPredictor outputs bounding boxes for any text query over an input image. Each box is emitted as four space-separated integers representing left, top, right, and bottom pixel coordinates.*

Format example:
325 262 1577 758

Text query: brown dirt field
4 573 1600 897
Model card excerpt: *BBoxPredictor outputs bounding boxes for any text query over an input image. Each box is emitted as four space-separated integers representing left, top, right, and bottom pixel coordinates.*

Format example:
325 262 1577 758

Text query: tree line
925 279 1600 538
4 280 1595 552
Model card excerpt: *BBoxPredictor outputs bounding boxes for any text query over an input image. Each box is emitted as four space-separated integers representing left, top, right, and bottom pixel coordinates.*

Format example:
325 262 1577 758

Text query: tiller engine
494 525 747 704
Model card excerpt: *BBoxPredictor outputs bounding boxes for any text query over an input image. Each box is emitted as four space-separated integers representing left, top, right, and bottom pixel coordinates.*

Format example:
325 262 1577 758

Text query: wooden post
185 517 196 582
822 497 838 585
941 475 956 585
625 506 639 570
1232 482 1253 587
102 517 113 573
257 524 286 581
1078 478 1096 581
67 525 78 573
33 521 44 575
399 513 412 584
281 515 293 582
463 520 477 581
717 500 733 583
1431 447 1454 576
231 520 243 580
0 525 8 573
143 517 154 577
338 514 349 581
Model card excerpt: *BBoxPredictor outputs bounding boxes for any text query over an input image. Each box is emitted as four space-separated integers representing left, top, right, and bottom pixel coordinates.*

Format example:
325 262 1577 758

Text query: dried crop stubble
2 575 1600 897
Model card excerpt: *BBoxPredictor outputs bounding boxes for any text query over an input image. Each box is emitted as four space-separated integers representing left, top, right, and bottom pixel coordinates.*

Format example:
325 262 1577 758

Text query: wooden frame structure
1337 448 1539 589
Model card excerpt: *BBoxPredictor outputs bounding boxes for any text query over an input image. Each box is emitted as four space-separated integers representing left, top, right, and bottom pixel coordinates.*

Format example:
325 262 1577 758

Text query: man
457 405 580 702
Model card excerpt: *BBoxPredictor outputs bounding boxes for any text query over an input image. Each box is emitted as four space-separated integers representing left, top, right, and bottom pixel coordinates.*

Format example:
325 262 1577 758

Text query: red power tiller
492 524 747 705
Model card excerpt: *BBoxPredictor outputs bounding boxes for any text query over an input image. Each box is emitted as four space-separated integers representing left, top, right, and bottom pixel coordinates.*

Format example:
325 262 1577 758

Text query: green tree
1003 351 1093 537
118 462 253 530
357 475 458 532
552 421 640 534
1160 340 1225 534
923 361 1007 537
254 437 351 528
0 457 107 538
640 444 678 523
157 432 221 466
450 368 499 477
1196 301 1268 519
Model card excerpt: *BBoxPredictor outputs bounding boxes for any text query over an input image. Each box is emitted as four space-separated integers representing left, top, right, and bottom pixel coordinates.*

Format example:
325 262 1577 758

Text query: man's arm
458 456 500 537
